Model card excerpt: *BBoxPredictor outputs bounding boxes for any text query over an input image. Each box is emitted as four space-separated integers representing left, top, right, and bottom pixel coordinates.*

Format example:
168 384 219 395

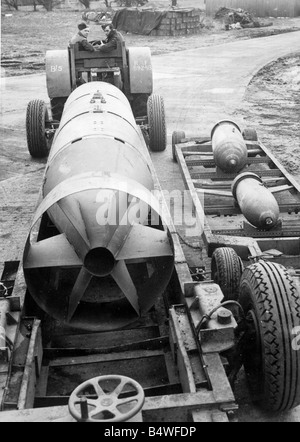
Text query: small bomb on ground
232 172 280 230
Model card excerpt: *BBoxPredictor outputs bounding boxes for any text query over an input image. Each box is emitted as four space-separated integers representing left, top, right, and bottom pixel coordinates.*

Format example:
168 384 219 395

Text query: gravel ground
237 53 300 183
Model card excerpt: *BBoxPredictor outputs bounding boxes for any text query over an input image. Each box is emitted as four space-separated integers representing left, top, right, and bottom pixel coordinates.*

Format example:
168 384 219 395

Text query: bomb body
23 82 174 331
232 172 280 230
211 120 248 173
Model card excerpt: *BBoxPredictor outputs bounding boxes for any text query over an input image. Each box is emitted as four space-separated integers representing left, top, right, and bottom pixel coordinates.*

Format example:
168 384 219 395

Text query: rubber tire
147 94 167 152
26 99 50 158
211 247 244 301
239 261 300 412
50 97 66 121
172 131 185 163
242 127 258 141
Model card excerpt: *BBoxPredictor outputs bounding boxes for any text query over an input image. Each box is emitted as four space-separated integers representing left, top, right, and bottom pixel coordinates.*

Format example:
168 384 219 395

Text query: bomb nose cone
260 214 278 230
229 158 237 169
84 247 115 277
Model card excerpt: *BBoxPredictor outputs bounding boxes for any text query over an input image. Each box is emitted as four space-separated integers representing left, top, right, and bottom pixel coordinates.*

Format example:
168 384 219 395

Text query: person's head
78 22 90 38
103 23 114 36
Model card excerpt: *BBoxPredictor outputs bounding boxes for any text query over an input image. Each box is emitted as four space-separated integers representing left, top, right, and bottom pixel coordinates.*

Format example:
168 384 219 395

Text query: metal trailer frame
173 132 300 270
0 128 238 423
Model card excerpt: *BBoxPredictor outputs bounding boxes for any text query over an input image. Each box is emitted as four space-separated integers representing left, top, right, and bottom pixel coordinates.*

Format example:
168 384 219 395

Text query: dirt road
1 31 300 421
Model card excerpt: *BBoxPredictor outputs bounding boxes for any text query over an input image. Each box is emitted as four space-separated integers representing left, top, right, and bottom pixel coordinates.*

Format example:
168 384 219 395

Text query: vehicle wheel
242 127 258 141
50 97 66 121
172 131 185 163
240 261 300 412
26 99 51 158
147 94 167 152
211 247 244 300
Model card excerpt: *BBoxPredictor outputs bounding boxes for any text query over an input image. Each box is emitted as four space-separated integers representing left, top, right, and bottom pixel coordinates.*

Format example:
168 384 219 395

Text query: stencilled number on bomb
50 65 63 72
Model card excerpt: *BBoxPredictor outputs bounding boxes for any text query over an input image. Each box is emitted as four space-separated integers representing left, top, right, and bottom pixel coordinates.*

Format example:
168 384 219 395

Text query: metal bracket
0 296 21 362
243 219 283 235
184 282 237 354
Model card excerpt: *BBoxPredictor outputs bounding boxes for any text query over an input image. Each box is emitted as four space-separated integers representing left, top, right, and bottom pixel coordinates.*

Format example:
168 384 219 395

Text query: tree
79 0 90 8
3 0 19 11
37 0 63 11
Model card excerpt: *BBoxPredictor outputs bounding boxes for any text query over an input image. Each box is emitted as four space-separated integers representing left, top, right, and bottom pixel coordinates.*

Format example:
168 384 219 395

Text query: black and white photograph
0 0 300 425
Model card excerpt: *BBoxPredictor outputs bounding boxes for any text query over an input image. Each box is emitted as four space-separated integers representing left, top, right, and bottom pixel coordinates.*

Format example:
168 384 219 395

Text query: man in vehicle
70 22 101 52
96 24 119 53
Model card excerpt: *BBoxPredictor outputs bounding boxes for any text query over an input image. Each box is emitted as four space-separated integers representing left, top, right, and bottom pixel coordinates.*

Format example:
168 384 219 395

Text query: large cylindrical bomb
23 82 174 331
231 172 280 230
211 120 248 173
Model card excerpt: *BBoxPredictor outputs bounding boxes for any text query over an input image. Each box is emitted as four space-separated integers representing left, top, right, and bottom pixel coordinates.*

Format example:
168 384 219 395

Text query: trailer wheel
147 94 167 152
211 247 244 300
242 127 258 141
50 97 66 121
240 261 300 412
26 99 51 158
172 131 185 163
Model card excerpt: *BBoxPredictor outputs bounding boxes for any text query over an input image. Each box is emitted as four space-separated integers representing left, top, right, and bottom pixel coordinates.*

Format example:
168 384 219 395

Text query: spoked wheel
68 375 145 422
147 94 167 152
172 131 185 163
26 99 52 158
50 97 66 121
242 127 258 142
240 261 300 412
211 247 244 301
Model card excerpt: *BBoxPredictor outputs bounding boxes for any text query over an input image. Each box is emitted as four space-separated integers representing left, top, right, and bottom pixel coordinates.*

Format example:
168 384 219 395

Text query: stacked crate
150 9 202 36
